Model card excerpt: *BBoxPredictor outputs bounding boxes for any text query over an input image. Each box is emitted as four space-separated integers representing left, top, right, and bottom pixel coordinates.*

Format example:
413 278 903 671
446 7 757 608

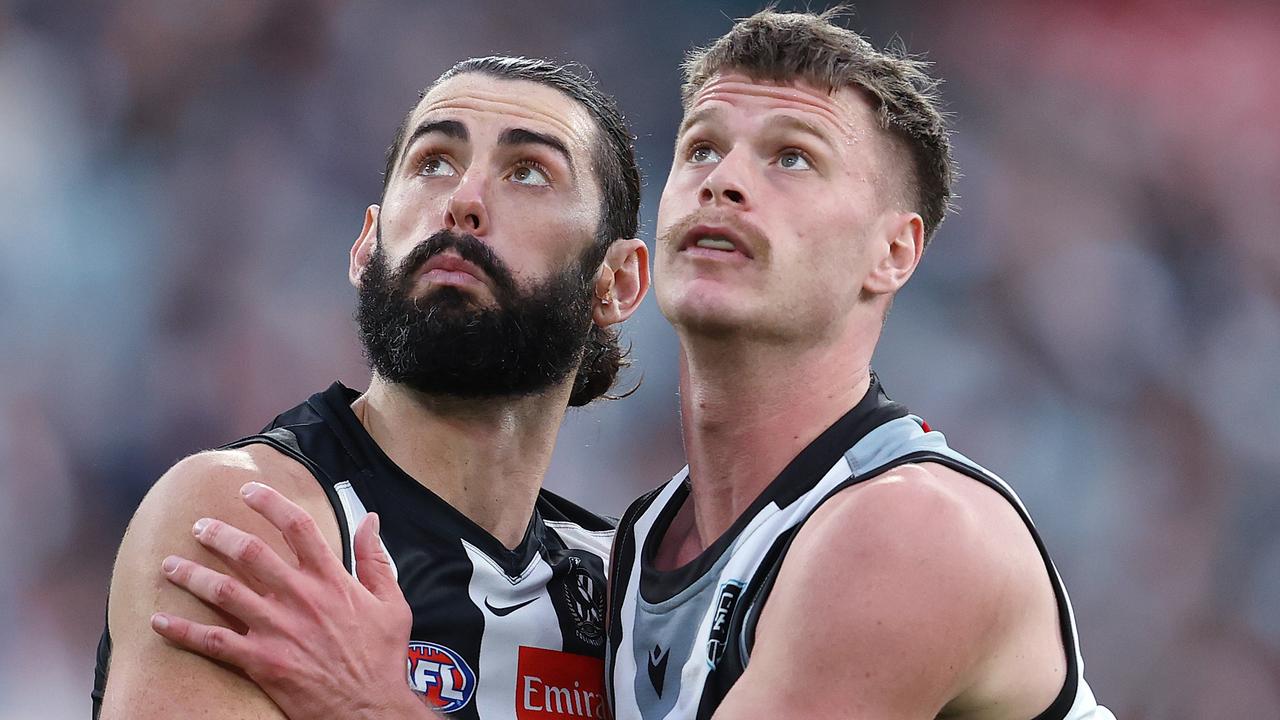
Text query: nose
698 152 751 209
443 173 489 235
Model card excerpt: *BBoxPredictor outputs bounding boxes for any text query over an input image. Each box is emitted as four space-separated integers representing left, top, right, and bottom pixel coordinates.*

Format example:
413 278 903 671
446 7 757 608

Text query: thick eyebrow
499 127 575 174
401 120 468 163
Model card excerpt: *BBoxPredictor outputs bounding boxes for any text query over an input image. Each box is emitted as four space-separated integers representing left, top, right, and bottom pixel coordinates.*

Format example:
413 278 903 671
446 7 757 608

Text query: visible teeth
695 237 736 252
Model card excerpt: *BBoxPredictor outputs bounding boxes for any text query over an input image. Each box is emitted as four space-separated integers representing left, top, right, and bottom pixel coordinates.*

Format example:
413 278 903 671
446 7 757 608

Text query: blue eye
510 163 550 186
778 150 811 171
419 155 457 177
689 145 722 165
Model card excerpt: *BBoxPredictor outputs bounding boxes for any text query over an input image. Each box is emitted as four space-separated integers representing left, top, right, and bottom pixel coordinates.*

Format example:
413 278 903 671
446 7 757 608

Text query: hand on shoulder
99 446 339 719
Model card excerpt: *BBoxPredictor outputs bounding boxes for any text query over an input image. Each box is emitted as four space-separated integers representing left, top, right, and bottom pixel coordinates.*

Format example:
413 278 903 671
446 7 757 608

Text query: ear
863 212 924 296
349 205 380 288
591 237 650 328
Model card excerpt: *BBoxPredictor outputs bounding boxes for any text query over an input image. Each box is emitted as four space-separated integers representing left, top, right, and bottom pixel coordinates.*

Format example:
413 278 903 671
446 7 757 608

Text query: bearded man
93 55 649 720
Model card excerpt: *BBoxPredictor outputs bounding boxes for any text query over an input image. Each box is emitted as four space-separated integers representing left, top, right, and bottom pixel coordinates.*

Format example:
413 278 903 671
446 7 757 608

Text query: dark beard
355 229 598 400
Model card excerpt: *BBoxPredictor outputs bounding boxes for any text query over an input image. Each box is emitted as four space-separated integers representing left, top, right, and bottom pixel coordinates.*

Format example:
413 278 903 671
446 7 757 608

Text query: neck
677 323 876 550
352 374 572 549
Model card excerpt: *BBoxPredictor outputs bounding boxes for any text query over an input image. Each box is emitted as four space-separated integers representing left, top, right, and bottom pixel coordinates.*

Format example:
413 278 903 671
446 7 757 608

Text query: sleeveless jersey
94 382 614 720
606 376 1113 720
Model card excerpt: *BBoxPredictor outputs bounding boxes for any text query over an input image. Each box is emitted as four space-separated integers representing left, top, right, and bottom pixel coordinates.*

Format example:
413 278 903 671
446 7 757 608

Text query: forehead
412 73 596 154
681 72 881 142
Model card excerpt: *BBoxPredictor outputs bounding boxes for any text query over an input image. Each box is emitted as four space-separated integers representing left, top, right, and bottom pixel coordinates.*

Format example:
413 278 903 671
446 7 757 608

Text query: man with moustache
606 10 1111 720
147 9 1114 720
93 55 648 720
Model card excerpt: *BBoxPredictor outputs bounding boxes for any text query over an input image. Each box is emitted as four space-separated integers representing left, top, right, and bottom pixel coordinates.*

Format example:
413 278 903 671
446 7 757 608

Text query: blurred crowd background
1 0 1277 717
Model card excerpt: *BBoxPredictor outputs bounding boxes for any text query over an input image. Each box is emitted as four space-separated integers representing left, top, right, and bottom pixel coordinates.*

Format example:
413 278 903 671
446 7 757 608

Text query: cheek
382 186 447 237
502 206 596 279
656 167 698 229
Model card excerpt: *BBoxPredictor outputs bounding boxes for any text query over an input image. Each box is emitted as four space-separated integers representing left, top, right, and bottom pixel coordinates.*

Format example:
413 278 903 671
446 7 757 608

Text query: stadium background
1 0 1277 716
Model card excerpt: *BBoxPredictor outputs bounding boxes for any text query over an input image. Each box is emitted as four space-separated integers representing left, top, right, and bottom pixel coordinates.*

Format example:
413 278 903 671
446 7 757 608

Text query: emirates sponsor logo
516 646 605 719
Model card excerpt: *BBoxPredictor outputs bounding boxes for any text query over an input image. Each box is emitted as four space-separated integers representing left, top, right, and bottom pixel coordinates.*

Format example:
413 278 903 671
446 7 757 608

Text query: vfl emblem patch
706 580 744 669
406 641 476 713
563 557 605 647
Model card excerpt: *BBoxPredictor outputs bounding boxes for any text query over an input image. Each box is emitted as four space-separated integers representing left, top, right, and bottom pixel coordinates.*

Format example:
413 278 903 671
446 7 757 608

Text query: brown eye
509 163 550 186
419 155 457 177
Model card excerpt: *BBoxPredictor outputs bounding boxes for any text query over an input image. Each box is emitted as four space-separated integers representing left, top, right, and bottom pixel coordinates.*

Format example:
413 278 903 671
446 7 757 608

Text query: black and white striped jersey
606 375 1113 720
94 382 614 720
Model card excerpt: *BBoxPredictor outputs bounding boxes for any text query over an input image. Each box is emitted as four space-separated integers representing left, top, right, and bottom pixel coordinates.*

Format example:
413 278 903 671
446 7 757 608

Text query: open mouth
679 223 755 259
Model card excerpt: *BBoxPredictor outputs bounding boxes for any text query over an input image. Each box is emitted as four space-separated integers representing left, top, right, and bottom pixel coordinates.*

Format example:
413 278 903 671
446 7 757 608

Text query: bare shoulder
137 445 328 525
799 462 1033 585
781 462 1024 647
118 445 340 579
99 445 340 719
720 462 1065 719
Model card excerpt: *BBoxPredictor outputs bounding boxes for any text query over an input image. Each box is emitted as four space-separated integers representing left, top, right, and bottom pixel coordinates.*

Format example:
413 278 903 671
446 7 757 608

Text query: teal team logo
706 580 744 669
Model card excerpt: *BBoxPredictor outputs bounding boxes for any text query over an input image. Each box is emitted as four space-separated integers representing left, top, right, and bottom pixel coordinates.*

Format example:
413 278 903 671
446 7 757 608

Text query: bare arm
152 482 435 720
712 464 1065 720
99 447 341 719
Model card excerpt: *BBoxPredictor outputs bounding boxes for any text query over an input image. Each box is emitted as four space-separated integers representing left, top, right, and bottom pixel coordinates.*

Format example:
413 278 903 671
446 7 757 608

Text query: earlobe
349 205 380 288
592 238 650 327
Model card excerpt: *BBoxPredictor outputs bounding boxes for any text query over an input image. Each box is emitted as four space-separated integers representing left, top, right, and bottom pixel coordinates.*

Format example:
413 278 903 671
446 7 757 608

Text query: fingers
151 611 257 670
239 482 339 574
353 513 398 601
191 515 298 591
162 555 274 628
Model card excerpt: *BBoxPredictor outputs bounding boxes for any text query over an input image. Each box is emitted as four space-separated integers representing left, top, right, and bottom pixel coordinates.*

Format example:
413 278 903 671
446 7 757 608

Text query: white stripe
463 539 562 720
333 480 398 581
543 520 614 563
612 470 688 720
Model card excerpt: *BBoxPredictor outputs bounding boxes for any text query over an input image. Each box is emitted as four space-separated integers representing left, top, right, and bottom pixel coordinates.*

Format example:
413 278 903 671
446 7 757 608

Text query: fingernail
241 482 262 498
162 556 180 574
193 518 211 536
151 613 169 630
370 512 380 535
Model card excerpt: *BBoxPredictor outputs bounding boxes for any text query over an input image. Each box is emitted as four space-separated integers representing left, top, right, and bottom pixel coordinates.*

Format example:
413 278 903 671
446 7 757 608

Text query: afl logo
406 641 476 713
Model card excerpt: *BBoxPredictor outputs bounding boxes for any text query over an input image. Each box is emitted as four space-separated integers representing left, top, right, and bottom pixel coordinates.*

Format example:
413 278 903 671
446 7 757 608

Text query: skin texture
102 72 648 719
652 73 1067 719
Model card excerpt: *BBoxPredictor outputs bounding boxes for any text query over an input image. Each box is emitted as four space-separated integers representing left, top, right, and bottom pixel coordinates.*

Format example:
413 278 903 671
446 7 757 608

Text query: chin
663 295 755 341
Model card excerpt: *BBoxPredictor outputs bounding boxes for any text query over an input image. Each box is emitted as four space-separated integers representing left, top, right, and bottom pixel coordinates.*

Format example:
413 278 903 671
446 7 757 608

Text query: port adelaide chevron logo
406 641 476 713
706 580 744 669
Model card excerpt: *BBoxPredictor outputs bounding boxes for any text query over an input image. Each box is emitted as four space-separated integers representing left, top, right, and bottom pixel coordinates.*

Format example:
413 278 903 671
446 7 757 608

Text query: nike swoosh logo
484 596 538 617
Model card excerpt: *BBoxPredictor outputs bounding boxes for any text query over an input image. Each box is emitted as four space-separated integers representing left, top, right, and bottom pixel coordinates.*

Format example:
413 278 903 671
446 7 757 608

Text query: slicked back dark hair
382 56 640 248
683 7 955 245
377 56 641 406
